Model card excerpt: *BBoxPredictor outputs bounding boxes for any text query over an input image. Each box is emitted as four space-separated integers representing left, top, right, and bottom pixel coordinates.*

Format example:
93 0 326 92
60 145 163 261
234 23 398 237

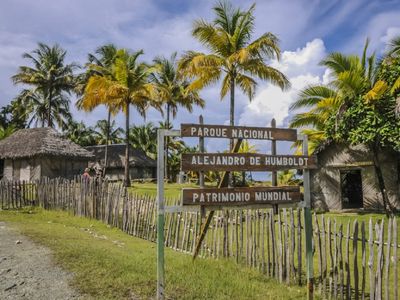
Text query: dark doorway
340 170 363 209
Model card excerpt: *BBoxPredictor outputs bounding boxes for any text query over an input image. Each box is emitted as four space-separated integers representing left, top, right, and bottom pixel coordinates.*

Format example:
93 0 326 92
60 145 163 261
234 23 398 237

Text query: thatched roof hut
0 128 93 181
85 144 156 180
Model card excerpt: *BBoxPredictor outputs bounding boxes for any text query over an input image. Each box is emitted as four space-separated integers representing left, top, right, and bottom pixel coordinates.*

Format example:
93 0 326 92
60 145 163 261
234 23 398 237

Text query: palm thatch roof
85 144 156 168
0 127 94 159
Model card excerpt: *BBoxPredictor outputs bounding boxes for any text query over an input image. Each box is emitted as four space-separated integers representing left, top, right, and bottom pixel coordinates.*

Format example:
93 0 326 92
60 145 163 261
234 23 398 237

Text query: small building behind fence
85 144 156 181
0 127 94 181
310 141 400 211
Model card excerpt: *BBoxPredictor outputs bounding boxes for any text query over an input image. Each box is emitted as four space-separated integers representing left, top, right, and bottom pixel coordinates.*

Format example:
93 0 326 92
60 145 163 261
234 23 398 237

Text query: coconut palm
151 53 206 179
179 1 290 136
386 36 400 114
151 52 205 127
64 120 97 146
0 125 17 140
77 44 119 175
129 123 157 159
290 40 394 212
12 43 76 128
13 89 72 129
290 40 383 152
94 119 123 145
84 49 160 186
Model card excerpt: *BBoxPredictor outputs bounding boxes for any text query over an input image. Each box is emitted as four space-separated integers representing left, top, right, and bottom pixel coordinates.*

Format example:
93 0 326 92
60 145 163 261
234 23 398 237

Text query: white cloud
238 39 327 128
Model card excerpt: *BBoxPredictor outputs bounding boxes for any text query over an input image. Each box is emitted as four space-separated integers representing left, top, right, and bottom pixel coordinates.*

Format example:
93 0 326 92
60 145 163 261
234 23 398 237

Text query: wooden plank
181 153 317 172
361 221 366 300
345 222 350 300
181 123 297 141
384 218 392 300
321 215 327 297
353 220 359 300
314 214 323 294
297 209 302 285
333 221 338 299
182 186 301 206
393 217 398 300
376 220 384 300
368 219 375 300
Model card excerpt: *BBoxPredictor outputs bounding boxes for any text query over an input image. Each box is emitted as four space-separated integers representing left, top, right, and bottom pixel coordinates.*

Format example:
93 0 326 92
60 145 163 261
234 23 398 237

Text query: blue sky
0 0 400 156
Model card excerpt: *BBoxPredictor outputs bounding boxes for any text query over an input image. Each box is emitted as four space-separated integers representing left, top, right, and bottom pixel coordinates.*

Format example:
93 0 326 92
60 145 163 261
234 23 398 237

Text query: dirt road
0 221 82 299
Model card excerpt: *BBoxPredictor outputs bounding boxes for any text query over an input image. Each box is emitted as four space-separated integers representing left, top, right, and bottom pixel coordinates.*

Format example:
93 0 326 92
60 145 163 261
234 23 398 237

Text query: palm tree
179 1 290 137
151 53 206 180
0 125 17 140
12 43 76 127
278 170 301 186
151 52 205 127
84 49 160 186
129 123 157 159
290 40 394 212
77 44 119 175
13 89 72 129
64 120 97 146
386 36 400 114
94 119 123 145
289 40 382 152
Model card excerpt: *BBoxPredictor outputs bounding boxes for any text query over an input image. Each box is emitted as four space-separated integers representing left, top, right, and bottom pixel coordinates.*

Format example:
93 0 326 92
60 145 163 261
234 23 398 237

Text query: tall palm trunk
124 100 131 187
103 109 111 177
370 143 392 215
48 88 53 127
229 75 236 187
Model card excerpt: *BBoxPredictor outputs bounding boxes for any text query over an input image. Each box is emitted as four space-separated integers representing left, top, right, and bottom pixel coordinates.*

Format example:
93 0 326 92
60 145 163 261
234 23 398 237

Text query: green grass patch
0 208 311 299
128 182 198 198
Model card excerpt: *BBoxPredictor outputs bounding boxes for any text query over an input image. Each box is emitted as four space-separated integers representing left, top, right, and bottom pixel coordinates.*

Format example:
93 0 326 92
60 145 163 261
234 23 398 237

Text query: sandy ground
0 221 82 300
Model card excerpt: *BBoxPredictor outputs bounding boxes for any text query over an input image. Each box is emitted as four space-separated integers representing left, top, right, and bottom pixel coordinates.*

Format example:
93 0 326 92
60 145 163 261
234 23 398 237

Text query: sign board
181 124 297 141
181 153 317 172
182 186 301 206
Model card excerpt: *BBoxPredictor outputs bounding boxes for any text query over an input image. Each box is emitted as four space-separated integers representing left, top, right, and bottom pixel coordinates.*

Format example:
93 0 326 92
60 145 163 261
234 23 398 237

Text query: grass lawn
129 182 197 198
0 208 312 300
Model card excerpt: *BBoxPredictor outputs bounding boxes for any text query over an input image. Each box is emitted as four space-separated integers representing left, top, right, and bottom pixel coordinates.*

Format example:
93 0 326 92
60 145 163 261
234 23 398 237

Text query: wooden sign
181 153 317 171
182 186 301 206
181 124 297 141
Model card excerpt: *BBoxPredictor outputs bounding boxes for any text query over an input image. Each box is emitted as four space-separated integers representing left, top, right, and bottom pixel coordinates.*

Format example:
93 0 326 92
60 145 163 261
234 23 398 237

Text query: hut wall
3 159 13 180
104 167 156 181
311 143 399 211
39 157 89 179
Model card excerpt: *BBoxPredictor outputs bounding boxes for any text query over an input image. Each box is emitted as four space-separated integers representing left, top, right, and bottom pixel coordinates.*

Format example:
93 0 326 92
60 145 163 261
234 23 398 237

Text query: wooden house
0 127 93 181
310 141 400 211
85 144 156 181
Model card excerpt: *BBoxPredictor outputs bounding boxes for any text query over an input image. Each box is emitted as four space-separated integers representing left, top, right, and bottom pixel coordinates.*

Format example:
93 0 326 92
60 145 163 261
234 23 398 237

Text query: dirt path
0 221 82 300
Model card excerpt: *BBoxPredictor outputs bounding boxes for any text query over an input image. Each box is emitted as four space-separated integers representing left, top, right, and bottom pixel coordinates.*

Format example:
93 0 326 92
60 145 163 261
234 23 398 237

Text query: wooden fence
0 179 398 299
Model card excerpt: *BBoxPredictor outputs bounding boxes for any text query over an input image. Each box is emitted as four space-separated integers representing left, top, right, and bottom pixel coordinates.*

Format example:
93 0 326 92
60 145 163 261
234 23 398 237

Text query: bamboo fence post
393 217 397 300
368 219 375 300
375 220 384 300
353 220 359 300
384 218 392 300
345 222 351 300
361 221 366 300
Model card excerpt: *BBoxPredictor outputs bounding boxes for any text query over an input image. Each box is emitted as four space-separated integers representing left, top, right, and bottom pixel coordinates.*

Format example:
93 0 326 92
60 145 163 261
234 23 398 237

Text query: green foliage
179 1 289 127
129 122 157 159
12 43 77 128
330 95 400 150
63 120 97 146
93 119 123 145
